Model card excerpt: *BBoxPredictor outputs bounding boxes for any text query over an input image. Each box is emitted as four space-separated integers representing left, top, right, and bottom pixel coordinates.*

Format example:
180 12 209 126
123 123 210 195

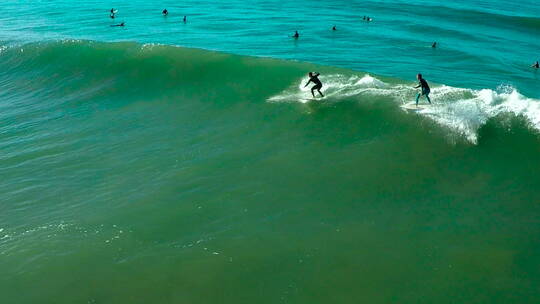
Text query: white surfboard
401 103 430 111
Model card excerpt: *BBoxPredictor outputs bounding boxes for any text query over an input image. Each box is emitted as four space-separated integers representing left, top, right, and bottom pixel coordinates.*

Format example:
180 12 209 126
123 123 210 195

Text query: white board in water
401 103 430 111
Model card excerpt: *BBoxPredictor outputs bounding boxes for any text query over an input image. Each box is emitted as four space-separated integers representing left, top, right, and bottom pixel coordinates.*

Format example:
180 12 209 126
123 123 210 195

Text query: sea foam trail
268 75 540 144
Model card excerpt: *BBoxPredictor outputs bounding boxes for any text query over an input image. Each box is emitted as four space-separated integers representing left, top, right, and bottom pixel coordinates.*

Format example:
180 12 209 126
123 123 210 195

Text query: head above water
417 73 423 80
308 72 313 77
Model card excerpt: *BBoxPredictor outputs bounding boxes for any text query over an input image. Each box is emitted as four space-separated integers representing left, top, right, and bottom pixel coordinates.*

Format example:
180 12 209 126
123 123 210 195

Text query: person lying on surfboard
414 73 431 106
304 72 324 98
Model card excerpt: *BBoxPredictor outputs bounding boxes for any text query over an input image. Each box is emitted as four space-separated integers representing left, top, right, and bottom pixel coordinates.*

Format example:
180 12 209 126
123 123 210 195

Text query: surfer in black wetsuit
332 26 337 31
304 72 324 98
162 9 168 16
110 8 116 19
111 22 125 27
432 42 437 48
532 61 539 69
183 16 187 23
414 73 431 106
293 31 299 39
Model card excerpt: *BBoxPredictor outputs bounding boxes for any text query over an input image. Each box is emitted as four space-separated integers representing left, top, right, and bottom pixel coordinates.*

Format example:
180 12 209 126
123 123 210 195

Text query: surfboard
401 103 429 111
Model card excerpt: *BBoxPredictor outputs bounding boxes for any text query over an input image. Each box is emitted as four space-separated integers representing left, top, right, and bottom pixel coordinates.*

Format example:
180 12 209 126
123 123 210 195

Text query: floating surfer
293 31 299 39
532 61 539 69
183 16 187 23
332 25 337 31
432 42 437 48
304 72 324 98
110 8 116 19
414 73 431 106
111 22 125 27
162 9 168 16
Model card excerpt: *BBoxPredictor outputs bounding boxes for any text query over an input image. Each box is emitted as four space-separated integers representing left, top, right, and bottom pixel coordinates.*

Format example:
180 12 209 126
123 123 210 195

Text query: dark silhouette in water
363 16 366 20
293 31 299 39
162 9 168 16
414 73 431 106
304 72 324 98
532 61 539 69
183 16 187 23
332 25 337 31
432 42 437 48
111 22 125 27
110 8 116 19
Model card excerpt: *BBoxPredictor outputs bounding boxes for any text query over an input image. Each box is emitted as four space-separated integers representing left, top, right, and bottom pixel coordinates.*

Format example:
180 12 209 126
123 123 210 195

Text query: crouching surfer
304 72 324 98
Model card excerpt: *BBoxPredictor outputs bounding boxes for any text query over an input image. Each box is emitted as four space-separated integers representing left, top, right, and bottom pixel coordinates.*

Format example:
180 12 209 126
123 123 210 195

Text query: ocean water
1 1 540 303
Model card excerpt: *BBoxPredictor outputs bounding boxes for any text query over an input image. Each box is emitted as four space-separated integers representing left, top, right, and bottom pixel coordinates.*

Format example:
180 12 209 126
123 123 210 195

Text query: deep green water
1 1 540 303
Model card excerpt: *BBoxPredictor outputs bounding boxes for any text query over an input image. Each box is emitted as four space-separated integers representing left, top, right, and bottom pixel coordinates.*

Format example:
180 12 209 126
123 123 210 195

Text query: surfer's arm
304 79 312 87
314 73 320 77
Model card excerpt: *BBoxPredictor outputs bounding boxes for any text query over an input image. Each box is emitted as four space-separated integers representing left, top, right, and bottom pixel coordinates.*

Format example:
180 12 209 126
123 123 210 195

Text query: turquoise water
1 1 540 303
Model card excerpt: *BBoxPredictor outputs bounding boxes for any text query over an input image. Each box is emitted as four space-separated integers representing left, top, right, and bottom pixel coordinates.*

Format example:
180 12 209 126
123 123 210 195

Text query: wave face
2 40 540 304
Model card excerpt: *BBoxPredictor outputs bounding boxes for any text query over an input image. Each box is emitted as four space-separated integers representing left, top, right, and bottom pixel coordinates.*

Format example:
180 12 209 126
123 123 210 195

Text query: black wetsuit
418 78 430 92
415 78 431 104
308 74 322 90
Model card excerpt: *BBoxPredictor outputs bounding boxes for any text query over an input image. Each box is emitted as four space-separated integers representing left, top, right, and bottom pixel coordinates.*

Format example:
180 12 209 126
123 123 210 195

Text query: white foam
267 74 388 103
268 74 540 144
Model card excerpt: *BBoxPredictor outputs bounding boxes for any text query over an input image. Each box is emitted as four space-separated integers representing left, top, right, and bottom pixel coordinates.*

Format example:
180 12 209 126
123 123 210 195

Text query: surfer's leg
318 89 324 97
422 90 431 104
310 88 316 98
416 93 421 106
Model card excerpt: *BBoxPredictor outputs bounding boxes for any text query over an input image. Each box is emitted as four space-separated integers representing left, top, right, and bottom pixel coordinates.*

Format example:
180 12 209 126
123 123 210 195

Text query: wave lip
268 74 540 144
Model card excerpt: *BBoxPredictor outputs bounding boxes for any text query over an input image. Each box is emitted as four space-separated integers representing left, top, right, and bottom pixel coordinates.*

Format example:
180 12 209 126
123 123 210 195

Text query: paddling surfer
304 72 324 98
532 61 539 69
414 73 431 106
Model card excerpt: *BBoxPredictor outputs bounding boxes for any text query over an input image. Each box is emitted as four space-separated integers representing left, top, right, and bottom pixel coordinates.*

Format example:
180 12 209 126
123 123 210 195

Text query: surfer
304 72 324 98
332 26 337 31
183 16 187 23
293 31 299 39
110 8 116 19
162 9 168 16
414 74 431 106
432 42 437 48
532 61 539 69
111 22 125 27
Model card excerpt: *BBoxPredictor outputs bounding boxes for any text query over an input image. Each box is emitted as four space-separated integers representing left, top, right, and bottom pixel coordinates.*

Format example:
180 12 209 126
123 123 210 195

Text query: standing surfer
293 31 299 39
304 72 324 98
414 73 431 106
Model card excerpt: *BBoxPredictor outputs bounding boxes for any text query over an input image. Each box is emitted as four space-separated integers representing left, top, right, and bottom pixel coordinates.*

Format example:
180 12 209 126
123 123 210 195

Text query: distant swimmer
414 73 431 106
432 42 437 48
111 22 125 27
110 8 116 19
363 16 366 21
162 9 168 16
293 31 299 39
532 61 539 68
183 16 187 23
332 25 337 31
304 72 324 98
